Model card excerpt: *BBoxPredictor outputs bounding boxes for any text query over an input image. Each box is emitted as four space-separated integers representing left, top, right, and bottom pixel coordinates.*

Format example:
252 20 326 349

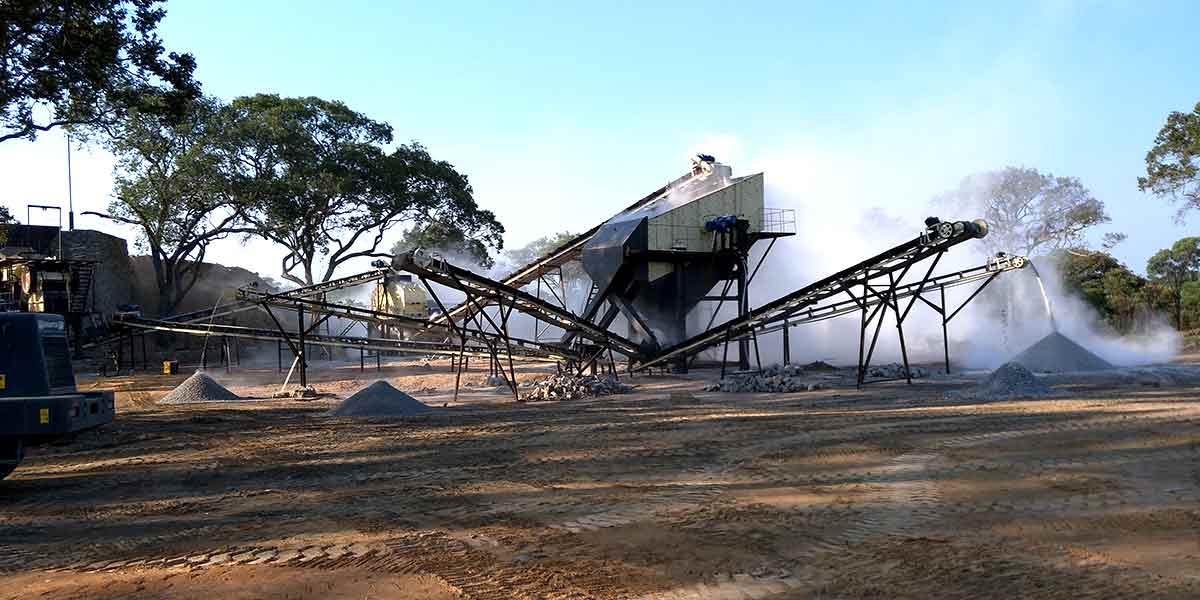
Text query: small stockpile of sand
952 362 1056 402
158 371 242 404
1011 331 1113 373
328 381 431 417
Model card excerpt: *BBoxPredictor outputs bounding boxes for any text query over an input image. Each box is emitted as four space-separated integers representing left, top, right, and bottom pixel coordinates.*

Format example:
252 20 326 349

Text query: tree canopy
91 95 249 315
1051 249 1164 334
390 220 497 269
0 0 199 143
934 166 1111 256
0 206 15 224
216 94 503 286
1146 236 1200 329
1138 101 1200 221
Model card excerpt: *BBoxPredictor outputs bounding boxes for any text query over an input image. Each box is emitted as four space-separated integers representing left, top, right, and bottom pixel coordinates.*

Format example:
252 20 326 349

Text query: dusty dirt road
1 358 1198 599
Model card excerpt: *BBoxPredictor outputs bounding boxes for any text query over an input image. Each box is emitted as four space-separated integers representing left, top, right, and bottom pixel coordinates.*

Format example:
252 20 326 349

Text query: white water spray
1026 260 1058 333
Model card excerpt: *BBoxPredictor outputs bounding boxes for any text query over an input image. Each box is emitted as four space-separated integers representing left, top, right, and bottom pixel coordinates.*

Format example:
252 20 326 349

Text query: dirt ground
2 356 1198 599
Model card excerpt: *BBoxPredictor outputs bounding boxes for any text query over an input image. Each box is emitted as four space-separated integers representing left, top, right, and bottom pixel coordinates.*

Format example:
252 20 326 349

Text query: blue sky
2 0 1197 279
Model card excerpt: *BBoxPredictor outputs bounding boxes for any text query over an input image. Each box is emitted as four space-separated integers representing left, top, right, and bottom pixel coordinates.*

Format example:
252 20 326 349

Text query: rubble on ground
328 380 432 416
703 364 834 393
704 375 827 393
522 374 633 401
158 371 244 404
950 361 1056 401
865 363 929 379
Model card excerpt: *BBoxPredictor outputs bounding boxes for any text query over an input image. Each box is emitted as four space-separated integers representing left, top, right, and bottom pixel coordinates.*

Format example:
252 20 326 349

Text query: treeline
1053 237 1200 333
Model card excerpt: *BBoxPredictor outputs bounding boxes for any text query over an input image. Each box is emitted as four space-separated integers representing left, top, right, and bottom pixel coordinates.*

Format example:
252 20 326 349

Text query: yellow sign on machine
0 373 5 389
39 408 49 424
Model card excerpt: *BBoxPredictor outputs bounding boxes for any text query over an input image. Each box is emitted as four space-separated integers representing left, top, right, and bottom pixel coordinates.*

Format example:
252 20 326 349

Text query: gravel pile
704 374 827 393
704 364 832 393
1011 331 1113 372
522 375 632 401
865 363 929 379
158 371 242 404
328 381 432 417
952 362 1056 401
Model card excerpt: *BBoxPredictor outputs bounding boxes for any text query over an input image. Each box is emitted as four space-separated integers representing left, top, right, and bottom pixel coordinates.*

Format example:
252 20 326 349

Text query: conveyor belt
235 288 581 361
737 257 1026 337
429 182 670 326
165 269 390 324
395 251 644 357
632 221 994 372
113 316 571 361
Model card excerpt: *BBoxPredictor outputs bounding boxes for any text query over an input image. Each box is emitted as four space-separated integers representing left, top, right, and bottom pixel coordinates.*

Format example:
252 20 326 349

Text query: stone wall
58 229 135 316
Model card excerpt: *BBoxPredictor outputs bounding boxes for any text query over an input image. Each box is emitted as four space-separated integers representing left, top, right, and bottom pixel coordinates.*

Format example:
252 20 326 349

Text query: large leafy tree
217 94 503 286
1146 236 1200 329
390 220 497 269
1138 101 1200 221
0 206 15 223
1052 249 1160 333
0 0 199 143
934 167 1111 256
87 96 249 315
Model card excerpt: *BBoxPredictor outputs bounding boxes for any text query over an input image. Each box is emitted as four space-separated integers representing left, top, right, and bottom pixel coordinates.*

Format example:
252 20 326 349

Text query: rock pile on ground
1011 331 1113 372
158 371 243 404
704 375 827 393
328 380 432 417
704 364 831 393
865 363 929 379
522 375 632 401
952 361 1056 401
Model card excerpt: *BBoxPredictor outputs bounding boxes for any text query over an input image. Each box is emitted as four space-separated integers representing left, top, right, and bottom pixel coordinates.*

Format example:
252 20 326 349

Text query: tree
1053 250 1149 332
88 96 249 315
1 0 199 143
390 220 496 269
934 166 1111 256
1181 280 1200 330
1146 237 1200 329
0 206 15 223
1138 101 1200 221
503 232 577 272
218 94 503 286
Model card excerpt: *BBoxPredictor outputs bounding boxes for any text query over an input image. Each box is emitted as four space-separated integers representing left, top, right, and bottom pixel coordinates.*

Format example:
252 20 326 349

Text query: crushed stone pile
704 364 832 393
865 363 929 379
522 375 632 401
158 371 242 404
1011 331 1113 373
328 381 432 417
952 361 1056 401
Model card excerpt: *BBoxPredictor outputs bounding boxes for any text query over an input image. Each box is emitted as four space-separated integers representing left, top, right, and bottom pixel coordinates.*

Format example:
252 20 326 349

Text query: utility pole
66 133 74 230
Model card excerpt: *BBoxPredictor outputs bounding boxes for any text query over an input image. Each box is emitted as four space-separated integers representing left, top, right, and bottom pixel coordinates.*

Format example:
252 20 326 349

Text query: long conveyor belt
632 220 995 372
164 269 391 324
394 251 644 357
428 182 671 327
235 287 581 361
113 316 573 362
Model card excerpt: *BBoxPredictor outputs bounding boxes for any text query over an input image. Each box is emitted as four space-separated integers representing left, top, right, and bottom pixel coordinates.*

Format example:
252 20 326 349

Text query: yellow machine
370 273 429 338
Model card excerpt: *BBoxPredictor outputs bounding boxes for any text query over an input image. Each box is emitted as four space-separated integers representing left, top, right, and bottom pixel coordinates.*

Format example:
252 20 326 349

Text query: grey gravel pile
522 375 632 401
328 381 432 417
704 374 827 393
703 363 842 393
865 363 929 379
953 361 1056 401
1011 332 1113 373
158 371 242 404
